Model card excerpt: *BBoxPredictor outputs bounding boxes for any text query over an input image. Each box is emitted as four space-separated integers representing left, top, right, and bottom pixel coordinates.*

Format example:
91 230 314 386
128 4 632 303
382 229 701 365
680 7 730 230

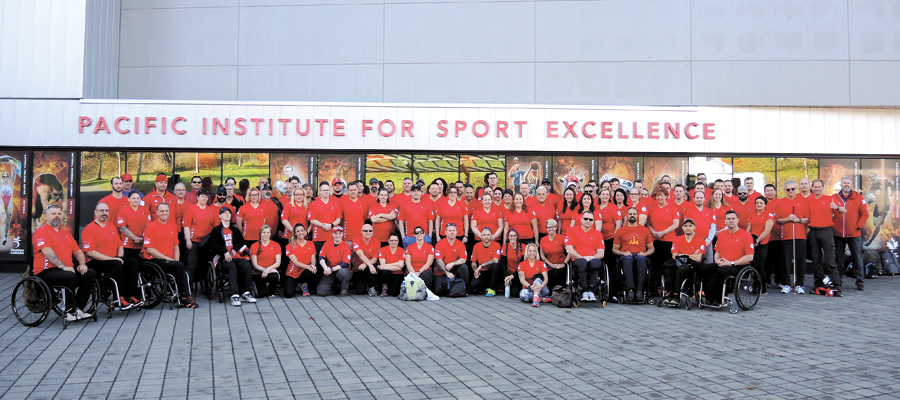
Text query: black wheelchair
614 256 660 305
137 261 193 310
567 259 610 307
11 272 99 329
694 265 762 314
656 256 701 310
96 269 143 318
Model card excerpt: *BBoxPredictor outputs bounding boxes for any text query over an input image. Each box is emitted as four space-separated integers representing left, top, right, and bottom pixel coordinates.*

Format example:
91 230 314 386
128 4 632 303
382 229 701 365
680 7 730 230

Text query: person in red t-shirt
471 193 504 244
398 184 434 248
282 223 317 298
435 187 470 242
505 193 538 246
557 186 579 236
378 233 406 297
613 207 655 303
682 190 717 264
98 176 130 230
143 173 177 222
208 207 255 305
539 219 569 289
531 187 559 244
698 210 754 305
807 179 843 295
730 185 755 230
340 184 369 243
83 202 141 310
33 205 96 320
647 187 680 275
746 196 775 294
565 211 606 303
433 224 469 295
308 182 343 255
351 223 382 295
405 226 435 291
660 219 707 305
316 226 353 296
626 188 649 226
118 192 152 261
368 188 398 247
143 203 196 308
517 243 550 306
183 189 216 281
471 226 502 296
774 180 810 293
250 225 282 297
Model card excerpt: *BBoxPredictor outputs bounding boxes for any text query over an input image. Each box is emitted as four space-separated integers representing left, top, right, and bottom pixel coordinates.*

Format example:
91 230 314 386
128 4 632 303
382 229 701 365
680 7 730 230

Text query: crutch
791 206 796 295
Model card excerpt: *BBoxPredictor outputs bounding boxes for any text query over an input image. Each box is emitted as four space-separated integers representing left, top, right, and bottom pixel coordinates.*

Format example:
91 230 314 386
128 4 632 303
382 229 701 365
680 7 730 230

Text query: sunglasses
738 192 748 195
361 229 373 233
785 188 796 192
414 231 425 235
191 181 202 184
582 217 594 221
698 177 707 181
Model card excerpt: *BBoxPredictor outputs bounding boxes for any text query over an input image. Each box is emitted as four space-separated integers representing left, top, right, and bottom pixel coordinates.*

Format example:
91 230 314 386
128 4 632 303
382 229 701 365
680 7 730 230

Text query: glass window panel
819 158 860 195
461 155 505 189
733 158 775 198
269 153 315 198
124 152 174 194
552 156 595 194
366 154 413 195
597 156 639 191
505 155 549 195
776 158 818 197
645 156 689 190
317 154 364 196
859 159 900 252
174 153 222 189
412 154 459 189
688 157 733 190
222 153 270 198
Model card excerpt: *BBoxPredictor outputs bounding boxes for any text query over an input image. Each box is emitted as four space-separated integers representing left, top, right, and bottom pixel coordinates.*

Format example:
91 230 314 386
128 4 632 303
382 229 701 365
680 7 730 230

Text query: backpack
551 285 574 308
883 251 900 276
446 278 466 298
399 275 427 301
861 250 883 276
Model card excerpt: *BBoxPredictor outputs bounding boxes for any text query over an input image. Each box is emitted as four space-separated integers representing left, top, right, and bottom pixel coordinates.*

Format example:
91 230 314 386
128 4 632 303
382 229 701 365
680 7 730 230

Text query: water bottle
504 286 510 298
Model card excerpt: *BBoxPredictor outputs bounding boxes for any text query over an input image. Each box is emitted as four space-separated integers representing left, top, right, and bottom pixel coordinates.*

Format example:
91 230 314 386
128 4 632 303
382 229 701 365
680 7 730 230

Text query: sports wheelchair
669 264 760 313
12 272 99 329
95 269 143 318
566 259 611 307
137 261 193 310
613 256 661 305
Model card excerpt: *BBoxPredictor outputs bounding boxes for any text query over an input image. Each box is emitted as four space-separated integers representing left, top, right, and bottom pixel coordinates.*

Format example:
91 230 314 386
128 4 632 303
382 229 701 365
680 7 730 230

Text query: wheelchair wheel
734 266 761 311
138 262 166 309
204 261 217 300
81 280 102 318
11 277 52 327
598 262 610 303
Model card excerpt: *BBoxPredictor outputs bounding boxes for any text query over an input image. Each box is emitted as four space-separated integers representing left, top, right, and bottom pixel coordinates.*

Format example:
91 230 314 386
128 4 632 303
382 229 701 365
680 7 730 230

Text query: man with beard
98 176 130 228
612 208 654 303
833 177 869 291
730 185 755 230
82 202 142 309
32 205 96 321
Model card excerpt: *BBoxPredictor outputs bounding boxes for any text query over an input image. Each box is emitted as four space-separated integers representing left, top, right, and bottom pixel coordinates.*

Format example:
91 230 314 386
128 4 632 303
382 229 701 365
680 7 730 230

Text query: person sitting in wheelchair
564 211 605 303
698 210 755 306
208 207 256 306
32 204 96 321
612 207 655 303
82 202 142 310
660 218 706 306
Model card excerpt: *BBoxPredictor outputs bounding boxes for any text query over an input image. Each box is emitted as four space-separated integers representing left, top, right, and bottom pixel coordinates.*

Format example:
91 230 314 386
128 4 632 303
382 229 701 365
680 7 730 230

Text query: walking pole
792 206 796 295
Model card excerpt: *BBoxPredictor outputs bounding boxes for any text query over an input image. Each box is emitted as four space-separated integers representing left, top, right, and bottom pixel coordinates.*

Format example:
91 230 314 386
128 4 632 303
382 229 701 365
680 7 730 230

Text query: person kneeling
470 227 501 296
518 243 550 307
613 207 655 303
433 224 469 296
661 219 706 306
209 207 256 306
284 223 316 298
317 226 352 297
699 210 755 306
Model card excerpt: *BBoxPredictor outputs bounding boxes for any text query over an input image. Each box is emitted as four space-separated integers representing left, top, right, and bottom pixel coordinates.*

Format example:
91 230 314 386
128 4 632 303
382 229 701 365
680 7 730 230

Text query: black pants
661 258 699 294
123 248 142 263
352 267 378 294
316 266 351 296
470 262 500 293
88 258 139 299
185 240 208 282
253 271 280 297
834 235 865 287
378 270 404 297
781 239 807 287
767 240 784 285
37 267 96 312
546 265 568 290
651 240 673 275
149 258 190 298
275 236 290 275
222 258 252 297
809 227 841 289
707 264 743 303
750 237 768 288
432 264 470 296
602 239 619 290
573 258 601 292
418 269 436 293
283 270 315 298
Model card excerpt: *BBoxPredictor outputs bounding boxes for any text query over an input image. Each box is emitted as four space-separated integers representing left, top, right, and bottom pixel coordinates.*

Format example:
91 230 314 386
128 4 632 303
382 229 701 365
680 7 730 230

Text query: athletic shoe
795 286 806 294
635 292 644 303
118 297 133 310
542 297 552 303
588 292 598 302
626 290 635 303
231 295 241 307
130 296 144 307
181 297 198 309
65 312 78 322
75 309 92 320
857 285 865 291
581 292 591 302
367 287 378 297
381 287 388 297
241 291 257 303
485 289 496 297
833 290 843 297
301 284 310 296
340 290 348 298
761 286 767 295
532 295 539 307
780 285 791 294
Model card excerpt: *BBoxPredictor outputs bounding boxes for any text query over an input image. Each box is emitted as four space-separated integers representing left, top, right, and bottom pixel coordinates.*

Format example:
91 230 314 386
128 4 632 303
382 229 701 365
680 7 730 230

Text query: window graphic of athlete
864 170 894 247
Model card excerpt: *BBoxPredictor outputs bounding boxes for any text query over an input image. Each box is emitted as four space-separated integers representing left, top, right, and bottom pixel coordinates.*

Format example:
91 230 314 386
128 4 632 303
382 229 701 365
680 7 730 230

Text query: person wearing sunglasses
773 180 810 294
565 211 605 303
184 175 203 205
730 185 755 230
404 226 435 291
351 223 381 296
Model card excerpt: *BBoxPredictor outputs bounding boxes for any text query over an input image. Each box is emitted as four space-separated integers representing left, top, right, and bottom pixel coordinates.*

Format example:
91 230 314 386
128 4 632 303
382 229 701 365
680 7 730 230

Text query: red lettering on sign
234 118 246 135
455 121 467 137
473 120 489 138
251 118 264 135
582 121 596 138
547 121 559 138
94 117 110 134
632 122 642 139
279 119 291 136
402 120 414 137
665 123 679 139
601 122 613 138
114 117 130 134
172 117 186 135
144 117 156 134
497 121 509 137
334 119 345 136
618 122 627 138
563 121 577 138
514 121 526 137
379 119 395 137
647 122 659 139
685 122 699 139
703 123 716 139
78 116 92 133
213 118 228 135
361 120 373 136
315 119 328 136
161 117 167 134
437 120 448 137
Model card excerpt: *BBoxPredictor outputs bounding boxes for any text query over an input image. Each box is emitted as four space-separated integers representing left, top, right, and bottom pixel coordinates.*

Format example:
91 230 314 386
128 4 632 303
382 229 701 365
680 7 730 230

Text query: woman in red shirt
435 186 469 242
574 192 595 229
539 219 568 288
517 243 550 306
250 225 282 297
281 188 309 241
501 228 524 297
505 193 538 246
237 187 267 247
614 188 629 215
405 226 435 291
284 223 316 298
557 186 578 235
368 188 398 247
595 188 623 269
706 188 731 254
378 233 406 297
647 187 681 273
747 196 774 292
117 192 151 260
471 194 503 243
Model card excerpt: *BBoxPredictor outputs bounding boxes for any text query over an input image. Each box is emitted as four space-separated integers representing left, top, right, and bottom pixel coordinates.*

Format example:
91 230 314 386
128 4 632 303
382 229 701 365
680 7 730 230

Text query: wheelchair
696 265 762 314
11 272 99 329
614 256 660 305
568 259 610 307
137 261 193 310
656 256 701 310
201 255 229 303
96 270 143 318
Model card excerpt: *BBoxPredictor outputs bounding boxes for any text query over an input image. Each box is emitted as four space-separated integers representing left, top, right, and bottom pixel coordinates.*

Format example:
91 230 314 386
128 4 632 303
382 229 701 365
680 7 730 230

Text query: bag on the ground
861 250 883 276
551 285 573 308
446 278 466 297
20 270 47 314
399 274 427 301
882 251 900 275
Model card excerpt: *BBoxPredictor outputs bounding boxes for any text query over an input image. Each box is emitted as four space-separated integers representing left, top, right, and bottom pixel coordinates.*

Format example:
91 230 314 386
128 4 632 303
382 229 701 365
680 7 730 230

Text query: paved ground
1 271 899 400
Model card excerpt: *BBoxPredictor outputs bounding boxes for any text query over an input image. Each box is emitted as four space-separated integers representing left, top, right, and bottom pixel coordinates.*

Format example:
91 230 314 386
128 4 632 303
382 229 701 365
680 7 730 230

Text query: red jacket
831 191 868 238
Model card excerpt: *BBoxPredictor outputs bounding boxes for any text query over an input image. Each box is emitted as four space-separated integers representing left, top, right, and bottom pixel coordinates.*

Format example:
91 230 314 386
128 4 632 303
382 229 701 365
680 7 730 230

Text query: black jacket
208 223 249 257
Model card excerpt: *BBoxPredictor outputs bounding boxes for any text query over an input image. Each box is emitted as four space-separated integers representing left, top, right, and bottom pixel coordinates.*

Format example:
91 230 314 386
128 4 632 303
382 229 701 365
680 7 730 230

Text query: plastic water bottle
504 286 510 298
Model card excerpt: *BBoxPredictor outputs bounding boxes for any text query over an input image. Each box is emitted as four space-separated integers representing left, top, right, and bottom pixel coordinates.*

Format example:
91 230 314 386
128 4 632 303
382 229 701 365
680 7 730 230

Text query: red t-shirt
715 228 755 262
669 199 691 235
711 205 732 230
399 200 434 237
32 225 80 275
516 260 548 284
671 234 706 256
340 197 369 242
766 198 782 240
746 209 776 245
436 200 468 237
237 203 267 241
470 207 503 238
565 226 605 257
81 221 121 261
807 195 837 228
462 199 479 218
682 205 717 240
307 197 343 241
143 190 177 221
501 243 524 274
285 241 316 278
730 199 755 230
220 226 248 258
434 239 467 275
98 193 129 228
117 205 152 249
595 203 622 240
471 241 501 265
391 193 411 210
183 205 217 242
557 203 579 235
170 199 190 229
213 202 236 225
379 246 406 275
506 209 537 240
405 242 434 270
319 241 352 266
142 220 179 259
251 240 281 269
774 196 809 240
647 203 680 242
261 199 281 231
367 203 397 243
351 238 381 269
613 224 653 254
540 234 566 264
530 201 559 235
621 202 649 223
280 202 309 239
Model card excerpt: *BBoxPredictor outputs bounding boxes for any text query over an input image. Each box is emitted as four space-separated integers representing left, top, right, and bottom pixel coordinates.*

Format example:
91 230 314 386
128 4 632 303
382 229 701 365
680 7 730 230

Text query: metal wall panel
119 7 239 67
534 62 692 106
121 0 238 8
83 0 121 99
118 66 239 100
238 65 383 102
383 63 534 104
692 61 850 106
850 61 900 105
848 0 900 60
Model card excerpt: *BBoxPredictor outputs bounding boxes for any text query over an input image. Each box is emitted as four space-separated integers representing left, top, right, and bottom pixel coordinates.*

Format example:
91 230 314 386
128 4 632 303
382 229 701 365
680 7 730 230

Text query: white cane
792 206 796 295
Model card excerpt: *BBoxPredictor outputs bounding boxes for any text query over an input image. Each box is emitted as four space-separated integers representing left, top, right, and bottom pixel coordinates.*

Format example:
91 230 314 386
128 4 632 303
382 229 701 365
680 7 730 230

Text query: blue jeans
519 278 550 301
403 234 432 249
621 255 648 291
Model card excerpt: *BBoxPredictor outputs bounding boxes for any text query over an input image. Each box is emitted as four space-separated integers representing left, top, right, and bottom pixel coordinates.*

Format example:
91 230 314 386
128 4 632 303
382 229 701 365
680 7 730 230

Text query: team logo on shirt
118 217 124 224
37 239 44 246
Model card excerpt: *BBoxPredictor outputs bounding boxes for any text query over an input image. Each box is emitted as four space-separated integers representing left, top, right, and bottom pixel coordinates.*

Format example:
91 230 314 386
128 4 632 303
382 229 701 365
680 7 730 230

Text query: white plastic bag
425 287 440 301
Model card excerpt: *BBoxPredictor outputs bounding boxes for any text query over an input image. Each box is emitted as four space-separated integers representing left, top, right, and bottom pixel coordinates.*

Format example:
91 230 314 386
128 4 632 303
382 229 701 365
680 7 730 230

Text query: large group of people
31 169 870 320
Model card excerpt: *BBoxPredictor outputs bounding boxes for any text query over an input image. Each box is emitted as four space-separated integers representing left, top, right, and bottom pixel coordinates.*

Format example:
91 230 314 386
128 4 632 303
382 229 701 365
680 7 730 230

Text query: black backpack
446 278 467 297
883 251 900 276
551 285 574 308
860 250 883 276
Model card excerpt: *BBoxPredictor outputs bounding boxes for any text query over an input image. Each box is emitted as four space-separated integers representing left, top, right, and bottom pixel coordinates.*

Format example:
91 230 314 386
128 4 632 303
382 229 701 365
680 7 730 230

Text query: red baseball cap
155 174 168 183
332 226 344 232
331 178 343 186
121 173 133 181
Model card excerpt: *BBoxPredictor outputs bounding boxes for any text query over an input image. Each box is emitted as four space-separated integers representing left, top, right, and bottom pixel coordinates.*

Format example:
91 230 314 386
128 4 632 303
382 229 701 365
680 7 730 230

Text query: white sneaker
231 295 241 307
780 285 791 294
65 312 78 322
587 292 597 302
581 292 591 302
75 309 92 320
241 291 257 303
823 276 832 286
795 286 806 294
